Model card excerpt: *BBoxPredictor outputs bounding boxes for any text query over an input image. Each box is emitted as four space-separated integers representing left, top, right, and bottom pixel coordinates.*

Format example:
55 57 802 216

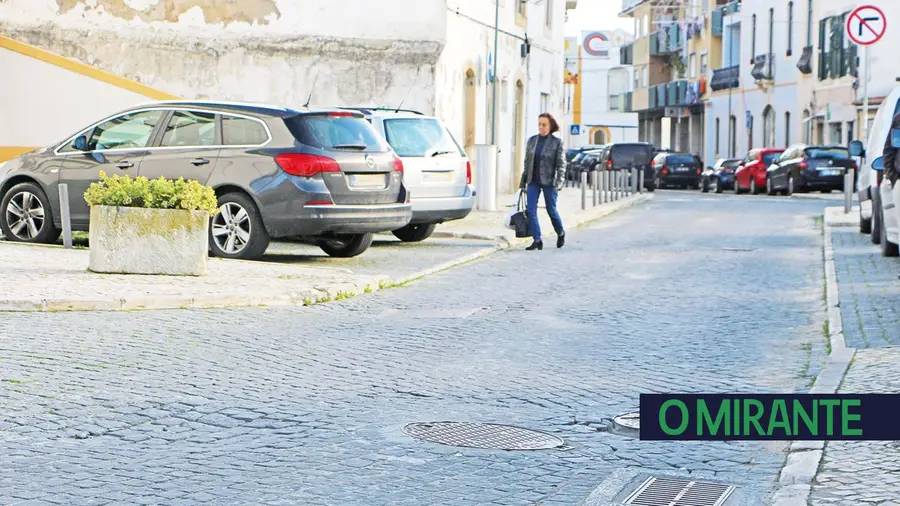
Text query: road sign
846 5 886 46
570 124 581 135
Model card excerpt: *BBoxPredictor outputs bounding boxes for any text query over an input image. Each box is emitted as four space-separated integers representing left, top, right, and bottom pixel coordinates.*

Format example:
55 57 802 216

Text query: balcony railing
710 65 740 91
751 53 774 81
649 31 663 56
621 0 646 14
620 43 634 65
618 92 633 113
723 0 740 16
818 46 858 81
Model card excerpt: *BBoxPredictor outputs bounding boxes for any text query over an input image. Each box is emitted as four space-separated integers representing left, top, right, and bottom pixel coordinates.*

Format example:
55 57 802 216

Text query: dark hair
539 113 559 134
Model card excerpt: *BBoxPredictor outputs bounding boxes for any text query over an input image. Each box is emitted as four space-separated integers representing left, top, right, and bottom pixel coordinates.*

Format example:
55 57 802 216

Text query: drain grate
403 422 564 450
624 476 735 506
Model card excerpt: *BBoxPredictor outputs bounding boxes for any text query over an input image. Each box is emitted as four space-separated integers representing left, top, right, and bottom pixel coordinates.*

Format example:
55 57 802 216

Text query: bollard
614 171 621 201
601 170 608 204
592 170 598 206
632 169 638 195
639 169 645 193
58 184 73 249
844 168 855 214
581 171 588 210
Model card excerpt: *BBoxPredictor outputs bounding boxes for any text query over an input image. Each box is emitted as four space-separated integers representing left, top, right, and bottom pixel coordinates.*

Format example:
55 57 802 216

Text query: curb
770 218 855 506
0 195 649 312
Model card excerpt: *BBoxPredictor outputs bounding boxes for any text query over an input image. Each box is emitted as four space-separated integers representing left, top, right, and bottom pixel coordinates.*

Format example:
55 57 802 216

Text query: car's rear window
285 114 389 152
666 155 696 165
722 160 741 168
805 147 850 159
762 153 782 165
383 118 464 157
610 145 652 164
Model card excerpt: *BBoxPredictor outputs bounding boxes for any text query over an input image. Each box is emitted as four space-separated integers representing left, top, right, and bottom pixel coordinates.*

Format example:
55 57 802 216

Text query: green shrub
84 171 219 215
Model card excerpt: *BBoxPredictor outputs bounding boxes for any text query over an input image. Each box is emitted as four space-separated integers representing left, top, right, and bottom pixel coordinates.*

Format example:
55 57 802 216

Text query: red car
734 148 785 194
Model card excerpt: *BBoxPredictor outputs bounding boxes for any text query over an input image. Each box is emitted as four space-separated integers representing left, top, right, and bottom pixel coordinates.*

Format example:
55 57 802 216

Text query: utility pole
491 0 501 145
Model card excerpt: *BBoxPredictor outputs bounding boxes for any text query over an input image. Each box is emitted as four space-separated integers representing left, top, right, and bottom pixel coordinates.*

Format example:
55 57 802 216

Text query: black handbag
510 190 531 238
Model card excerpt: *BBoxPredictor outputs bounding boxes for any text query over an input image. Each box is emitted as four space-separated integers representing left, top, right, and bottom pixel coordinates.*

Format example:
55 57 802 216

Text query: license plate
820 169 842 176
424 171 454 183
676 166 690 172
348 174 386 188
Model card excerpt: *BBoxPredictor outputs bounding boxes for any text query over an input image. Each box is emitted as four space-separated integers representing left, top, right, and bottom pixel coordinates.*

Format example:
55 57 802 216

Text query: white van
850 86 900 257
343 107 474 242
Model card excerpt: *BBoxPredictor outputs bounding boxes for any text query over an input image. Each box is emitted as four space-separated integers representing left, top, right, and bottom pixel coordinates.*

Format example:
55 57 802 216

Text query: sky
564 0 634 38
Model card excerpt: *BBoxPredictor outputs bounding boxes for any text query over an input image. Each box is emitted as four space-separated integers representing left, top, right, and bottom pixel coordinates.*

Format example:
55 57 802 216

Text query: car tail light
696 167 701 175
850 161 858 169
799 160 809 169
466 161 472 184
327 111 354 117
305 200 333 206
275 153 340 177
607 158 613 170
393 155 404 174
662 166 668 176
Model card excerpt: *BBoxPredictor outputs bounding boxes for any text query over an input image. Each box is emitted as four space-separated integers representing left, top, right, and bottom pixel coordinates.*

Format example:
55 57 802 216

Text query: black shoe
526 240 543 250
557 232 566 249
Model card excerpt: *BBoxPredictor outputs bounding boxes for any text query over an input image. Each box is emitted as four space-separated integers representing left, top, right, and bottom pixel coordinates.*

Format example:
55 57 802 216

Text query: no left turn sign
846 5 887 46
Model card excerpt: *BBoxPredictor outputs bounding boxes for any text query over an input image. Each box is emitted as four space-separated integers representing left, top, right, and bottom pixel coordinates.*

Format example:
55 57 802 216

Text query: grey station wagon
0 101 412 259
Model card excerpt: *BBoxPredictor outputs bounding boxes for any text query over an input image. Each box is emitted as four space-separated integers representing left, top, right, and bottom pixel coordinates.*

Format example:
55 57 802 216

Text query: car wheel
750 178 758 195
786 175 794 196
701 177 709 193
715 178 724 194
317 233 374 258
0 182 61 244
860 205 872 234
880 212 899 257
766 176 777 196
209 192 270 260
733 178 742 194
392 223 436 242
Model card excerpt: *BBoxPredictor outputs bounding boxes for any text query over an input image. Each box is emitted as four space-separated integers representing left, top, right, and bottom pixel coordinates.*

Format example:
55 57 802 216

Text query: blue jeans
525 183 564 242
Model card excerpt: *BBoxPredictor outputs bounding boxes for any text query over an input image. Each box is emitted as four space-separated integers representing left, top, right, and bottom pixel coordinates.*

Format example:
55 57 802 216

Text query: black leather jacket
520 134 565 188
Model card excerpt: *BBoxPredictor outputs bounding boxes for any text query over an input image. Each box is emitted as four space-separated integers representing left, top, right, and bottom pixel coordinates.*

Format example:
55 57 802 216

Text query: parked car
701 158 742 193
850 85 900 252
733 148 784 194
567 146 605 181
599 142 655 191
650 151 702 190
0 101 412 259
567 145 605 163
572 148 606 183
343 107 473 242
765 144 857 196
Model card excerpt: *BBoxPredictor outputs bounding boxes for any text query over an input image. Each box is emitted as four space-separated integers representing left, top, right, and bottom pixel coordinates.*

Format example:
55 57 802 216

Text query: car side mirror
872 157 885 171
849 139 865 157
891 130 900 149
73 135 88 151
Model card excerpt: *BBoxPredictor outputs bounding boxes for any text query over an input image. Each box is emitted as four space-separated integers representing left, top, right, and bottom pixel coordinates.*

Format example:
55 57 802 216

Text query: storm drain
403 422 564 450
624 476 735 506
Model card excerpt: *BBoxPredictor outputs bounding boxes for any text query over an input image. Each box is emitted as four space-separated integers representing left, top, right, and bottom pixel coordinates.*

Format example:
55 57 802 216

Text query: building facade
0 0 577 193
561 29 639 150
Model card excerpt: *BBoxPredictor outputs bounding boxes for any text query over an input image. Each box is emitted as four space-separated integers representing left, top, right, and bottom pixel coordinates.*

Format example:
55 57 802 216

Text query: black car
651 152 703 189
766 144 858 195
701 158 742 193
598 142 655 190
566 145 606 181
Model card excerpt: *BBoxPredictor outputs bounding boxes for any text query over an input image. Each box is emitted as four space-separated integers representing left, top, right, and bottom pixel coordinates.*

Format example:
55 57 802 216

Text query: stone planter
88 206 209 276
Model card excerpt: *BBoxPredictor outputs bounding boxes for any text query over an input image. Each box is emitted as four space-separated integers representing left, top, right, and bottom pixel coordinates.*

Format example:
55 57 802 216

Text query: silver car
0 101 412 259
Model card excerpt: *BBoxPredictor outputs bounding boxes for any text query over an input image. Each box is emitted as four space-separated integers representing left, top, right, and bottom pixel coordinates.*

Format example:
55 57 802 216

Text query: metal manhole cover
624 476 735 506
403 422 564 450
609 412 640 437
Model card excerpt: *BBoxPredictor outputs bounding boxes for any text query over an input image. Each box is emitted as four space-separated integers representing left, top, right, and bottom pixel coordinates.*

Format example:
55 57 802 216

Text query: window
819 12 852 80
848 120 854 143
634 68 640 89
763 106 776 147
545 0 552 28
787 2 794 56
769 8 775 58
284 114 389 152
222 116 268 146
752 14 757 61
160 110 217 147
784 112 791 146
830 122 843 145
540 93 550 113
715 117 720 155
700 53 708 76
689 53 697 78
516 0 525 17
748 114 754 149
72 110 163 152
642 66 648 87
802 109 811 143
382 118 464 157
729 115 737 157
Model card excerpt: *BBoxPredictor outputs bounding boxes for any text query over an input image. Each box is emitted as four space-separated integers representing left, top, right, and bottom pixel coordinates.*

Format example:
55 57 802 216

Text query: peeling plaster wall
1 0 447 113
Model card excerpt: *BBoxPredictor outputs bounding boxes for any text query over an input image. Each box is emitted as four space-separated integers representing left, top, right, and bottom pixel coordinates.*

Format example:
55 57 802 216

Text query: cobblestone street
0 192 837 505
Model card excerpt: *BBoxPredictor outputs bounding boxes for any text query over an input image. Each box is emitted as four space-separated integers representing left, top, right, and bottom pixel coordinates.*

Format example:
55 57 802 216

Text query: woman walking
519 112 566 251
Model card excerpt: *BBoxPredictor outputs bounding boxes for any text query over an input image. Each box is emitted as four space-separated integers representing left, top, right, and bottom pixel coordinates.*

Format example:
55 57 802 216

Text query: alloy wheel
788 175 794 195
211 202 252 254
711 178 718 193
750 178 756 194
5 191 45 240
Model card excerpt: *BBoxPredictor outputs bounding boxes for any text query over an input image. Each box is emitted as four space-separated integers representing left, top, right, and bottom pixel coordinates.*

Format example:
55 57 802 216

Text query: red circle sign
846 5 887 46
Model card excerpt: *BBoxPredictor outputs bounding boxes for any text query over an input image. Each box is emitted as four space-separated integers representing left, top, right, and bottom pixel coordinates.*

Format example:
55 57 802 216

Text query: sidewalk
433 187 651 246
773 206 900 506
0 190 650 312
